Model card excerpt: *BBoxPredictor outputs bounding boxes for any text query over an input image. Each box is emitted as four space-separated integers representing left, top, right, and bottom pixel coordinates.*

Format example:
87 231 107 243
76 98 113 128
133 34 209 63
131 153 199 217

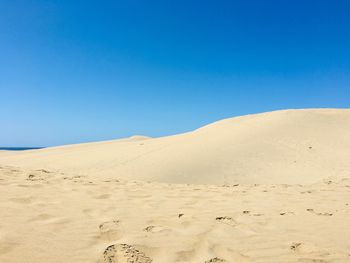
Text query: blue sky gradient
1 0 350 146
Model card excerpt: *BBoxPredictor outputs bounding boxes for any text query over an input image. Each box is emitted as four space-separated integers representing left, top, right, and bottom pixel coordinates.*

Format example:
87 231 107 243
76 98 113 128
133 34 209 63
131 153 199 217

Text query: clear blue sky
1 0 350 147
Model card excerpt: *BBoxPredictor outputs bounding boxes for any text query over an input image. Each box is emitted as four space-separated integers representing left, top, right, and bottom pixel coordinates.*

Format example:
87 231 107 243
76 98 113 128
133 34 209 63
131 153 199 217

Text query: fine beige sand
1 109 350 262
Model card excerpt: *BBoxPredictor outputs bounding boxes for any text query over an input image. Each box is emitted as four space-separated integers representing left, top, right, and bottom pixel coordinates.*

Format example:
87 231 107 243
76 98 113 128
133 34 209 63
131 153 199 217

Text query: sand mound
1 109 350 184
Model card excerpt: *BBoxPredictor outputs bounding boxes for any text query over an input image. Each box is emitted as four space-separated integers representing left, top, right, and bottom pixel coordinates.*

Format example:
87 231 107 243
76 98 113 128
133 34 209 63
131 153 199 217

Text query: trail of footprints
98 216 230 263
99 243 226 263
1 166 345 262
98 207 337 263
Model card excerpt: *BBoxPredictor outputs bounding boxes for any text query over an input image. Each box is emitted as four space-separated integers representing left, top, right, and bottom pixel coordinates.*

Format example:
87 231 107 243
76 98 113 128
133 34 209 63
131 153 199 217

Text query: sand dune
1 109 350 262
1 109 350 184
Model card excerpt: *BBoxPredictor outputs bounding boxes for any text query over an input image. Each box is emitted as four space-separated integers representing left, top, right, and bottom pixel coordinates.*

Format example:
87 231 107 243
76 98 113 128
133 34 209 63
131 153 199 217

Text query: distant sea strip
0 147 44 151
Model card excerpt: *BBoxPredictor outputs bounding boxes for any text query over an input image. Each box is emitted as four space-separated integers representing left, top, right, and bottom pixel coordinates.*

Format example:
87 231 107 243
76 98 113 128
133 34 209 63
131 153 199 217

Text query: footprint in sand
99 244 152 263
242 211 264 216
26 169 54 181
216 216 258 234
300 190 313 194
99 220 122 241
280 211 295 216
143 226 171 233
306 209 333 216
27 174 44 181
290 242 302 251
215 217 237 227
205 257 225 262
35 169 51 174
143 225 168 233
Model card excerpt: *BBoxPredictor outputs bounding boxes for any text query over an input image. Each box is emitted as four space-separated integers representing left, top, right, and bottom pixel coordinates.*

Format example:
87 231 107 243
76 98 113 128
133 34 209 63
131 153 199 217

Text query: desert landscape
1 109 350 263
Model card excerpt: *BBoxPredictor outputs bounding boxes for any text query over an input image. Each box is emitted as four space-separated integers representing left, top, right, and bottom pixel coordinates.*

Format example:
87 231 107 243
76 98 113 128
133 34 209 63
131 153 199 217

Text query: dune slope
1 109 350 184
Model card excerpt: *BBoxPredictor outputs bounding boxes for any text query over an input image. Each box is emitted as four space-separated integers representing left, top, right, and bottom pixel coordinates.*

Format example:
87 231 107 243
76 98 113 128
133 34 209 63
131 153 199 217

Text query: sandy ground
1 166 350 262
1 109 350 262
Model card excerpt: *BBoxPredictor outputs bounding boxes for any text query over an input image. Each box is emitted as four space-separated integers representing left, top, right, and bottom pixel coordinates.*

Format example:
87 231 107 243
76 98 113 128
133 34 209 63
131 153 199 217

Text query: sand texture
1 109 350 262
